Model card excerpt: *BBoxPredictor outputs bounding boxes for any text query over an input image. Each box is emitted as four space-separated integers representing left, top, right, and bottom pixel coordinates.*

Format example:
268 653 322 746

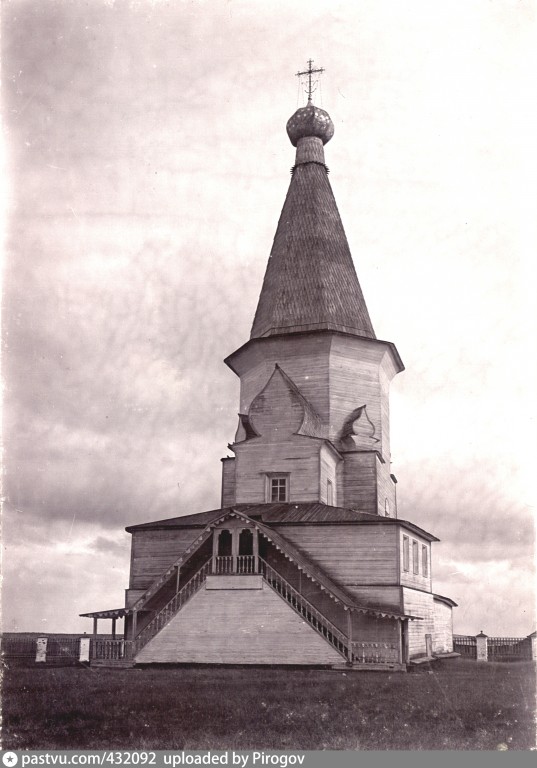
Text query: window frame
422 544 429 577
265 473 290 503
326 478 334 505
412 539 419 574
402 535 410 572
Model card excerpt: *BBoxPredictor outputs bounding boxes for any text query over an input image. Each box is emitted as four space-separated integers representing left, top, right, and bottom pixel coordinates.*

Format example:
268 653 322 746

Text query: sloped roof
126 502 438 542
250 160 376 340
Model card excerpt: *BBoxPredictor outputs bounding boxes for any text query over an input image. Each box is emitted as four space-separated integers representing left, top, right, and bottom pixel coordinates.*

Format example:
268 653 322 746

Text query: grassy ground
2 660 535 750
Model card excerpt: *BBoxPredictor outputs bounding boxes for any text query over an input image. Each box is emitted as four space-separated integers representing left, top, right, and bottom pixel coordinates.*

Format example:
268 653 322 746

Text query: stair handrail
258 557 349 659
134 557 212 655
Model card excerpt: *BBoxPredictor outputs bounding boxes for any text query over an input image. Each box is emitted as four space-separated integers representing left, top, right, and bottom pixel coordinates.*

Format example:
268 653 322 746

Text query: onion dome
286 103 334 146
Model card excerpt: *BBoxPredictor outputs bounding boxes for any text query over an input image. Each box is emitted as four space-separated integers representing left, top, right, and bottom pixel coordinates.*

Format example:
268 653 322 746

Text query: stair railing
134 557 212 655
258 558 349 660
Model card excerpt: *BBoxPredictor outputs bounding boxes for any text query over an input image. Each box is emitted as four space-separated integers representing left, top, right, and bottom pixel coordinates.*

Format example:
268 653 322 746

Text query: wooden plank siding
341 452 377 514
234 436 322 504
232 335 333 428
228 333 401 457
402 587 435 659
399 529 432 591
345 585 403 613
319 443 338 505
433 599 454 652
135 579 343 665
220 457 236 506
328 335 389 456
376 459 397 517
272 524 398 586
129 528 201 591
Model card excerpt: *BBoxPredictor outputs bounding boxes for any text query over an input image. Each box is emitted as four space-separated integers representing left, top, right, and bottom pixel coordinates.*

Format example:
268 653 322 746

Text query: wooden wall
341 452 377 514
350 611 400 644
129 528 200 591
135 579 343 665
433 599 454 652
234 436 322 504
375 459 397 517
227 332 402 463
319 443 338 505
273 524 398 586
221 457 236 507
232 335 332 429
345 585 402 613
399 529 432 591
402 587 435 659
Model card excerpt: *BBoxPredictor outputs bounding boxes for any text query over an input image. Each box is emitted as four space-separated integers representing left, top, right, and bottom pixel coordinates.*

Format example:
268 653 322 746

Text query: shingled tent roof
250 104 375 341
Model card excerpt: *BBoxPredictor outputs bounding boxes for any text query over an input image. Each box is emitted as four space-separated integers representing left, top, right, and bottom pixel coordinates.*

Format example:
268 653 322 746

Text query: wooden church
82 74 456 670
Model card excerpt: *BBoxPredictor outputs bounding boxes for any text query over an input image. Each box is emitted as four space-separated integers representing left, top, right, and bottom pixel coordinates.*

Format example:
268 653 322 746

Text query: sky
2 0 536 637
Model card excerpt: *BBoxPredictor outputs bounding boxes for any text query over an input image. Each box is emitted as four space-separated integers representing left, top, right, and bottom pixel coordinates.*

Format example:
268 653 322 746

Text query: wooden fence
1 634 111 666
453 632 535 662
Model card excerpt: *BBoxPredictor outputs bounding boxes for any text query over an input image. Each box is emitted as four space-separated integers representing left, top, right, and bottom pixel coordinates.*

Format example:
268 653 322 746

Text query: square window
269 476 288 502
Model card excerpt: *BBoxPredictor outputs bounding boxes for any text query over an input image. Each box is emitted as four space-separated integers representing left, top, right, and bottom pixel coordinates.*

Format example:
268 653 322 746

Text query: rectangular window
403 535 409 572
270 476 288 502
422 545 429 577
413 540 419 574
327 479 334 505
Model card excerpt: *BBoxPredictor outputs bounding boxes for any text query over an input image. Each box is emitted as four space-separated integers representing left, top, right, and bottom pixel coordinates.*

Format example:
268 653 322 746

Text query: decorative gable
248 364 323 440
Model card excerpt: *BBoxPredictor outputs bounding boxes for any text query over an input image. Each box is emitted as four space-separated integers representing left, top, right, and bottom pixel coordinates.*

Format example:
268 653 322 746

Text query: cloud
2 0 535 635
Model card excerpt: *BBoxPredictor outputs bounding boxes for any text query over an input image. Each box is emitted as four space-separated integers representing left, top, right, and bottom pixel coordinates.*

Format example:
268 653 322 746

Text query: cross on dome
296 58 324 104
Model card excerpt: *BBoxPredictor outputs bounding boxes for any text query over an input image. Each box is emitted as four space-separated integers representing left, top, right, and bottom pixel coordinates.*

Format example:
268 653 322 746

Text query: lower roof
126 501 439 542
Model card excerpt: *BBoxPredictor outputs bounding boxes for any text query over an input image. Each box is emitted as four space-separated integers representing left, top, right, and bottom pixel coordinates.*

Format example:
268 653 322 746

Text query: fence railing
488 636 533 662
351 642 399 665
1 635 110 666
453 633 535 662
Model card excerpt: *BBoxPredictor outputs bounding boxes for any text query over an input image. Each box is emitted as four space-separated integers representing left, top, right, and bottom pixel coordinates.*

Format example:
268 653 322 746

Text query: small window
270 475 288 502
412 540 419 574
403 535 409 572
422 545 428 577
385 498 390 517
327 479 334 505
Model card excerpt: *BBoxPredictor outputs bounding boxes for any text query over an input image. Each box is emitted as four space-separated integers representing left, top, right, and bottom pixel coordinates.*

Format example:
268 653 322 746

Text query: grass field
2 661 535 751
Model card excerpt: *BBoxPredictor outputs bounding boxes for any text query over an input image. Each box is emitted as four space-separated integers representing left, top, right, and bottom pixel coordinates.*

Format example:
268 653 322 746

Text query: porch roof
80 608 131 619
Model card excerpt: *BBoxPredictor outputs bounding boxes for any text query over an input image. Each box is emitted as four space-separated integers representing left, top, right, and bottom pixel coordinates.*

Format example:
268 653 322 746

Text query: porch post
212 531 219 573
93 617 98 637
346 609 353 664
111 617 117 640
231 528 239 573
132 610 138 639
176 565 181 593
253 529 259 573
397 620 403 664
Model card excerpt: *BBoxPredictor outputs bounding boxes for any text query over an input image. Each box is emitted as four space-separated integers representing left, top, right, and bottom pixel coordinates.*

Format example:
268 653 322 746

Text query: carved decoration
339 405 379 450
248 364 323 439
234 413 260 443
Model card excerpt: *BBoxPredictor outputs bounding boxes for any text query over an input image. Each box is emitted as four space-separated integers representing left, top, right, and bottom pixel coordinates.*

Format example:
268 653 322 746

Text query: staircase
91 556 401 668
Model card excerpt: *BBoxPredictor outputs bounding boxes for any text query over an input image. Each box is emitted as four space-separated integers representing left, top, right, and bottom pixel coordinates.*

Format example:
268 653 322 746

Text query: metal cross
296 59 324 104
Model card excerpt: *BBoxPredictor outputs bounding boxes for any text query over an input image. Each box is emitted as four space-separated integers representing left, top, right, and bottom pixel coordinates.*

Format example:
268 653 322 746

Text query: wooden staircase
91 555 402 669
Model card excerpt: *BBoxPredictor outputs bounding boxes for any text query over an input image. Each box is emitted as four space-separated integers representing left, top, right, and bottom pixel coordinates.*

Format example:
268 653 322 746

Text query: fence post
476 630 488 662
529 633 537 661
36 637 48 663
79 636 91 662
